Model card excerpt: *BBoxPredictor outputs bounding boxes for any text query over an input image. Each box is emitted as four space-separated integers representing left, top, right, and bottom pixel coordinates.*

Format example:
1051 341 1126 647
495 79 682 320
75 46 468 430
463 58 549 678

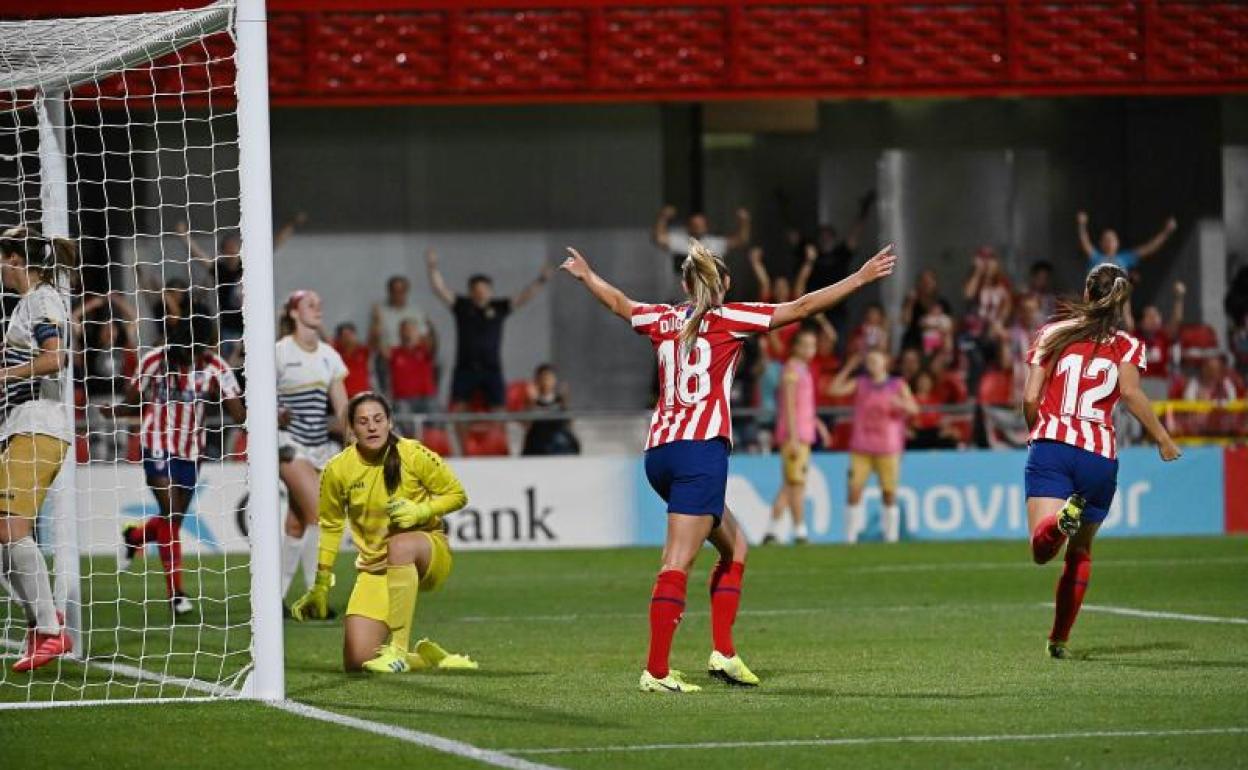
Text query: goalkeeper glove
290 570 334 621
387 497 433 530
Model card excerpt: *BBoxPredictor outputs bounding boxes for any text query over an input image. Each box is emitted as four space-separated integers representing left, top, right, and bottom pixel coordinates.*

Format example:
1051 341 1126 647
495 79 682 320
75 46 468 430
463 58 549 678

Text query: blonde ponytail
679 239 727 350
1039 264 1132 362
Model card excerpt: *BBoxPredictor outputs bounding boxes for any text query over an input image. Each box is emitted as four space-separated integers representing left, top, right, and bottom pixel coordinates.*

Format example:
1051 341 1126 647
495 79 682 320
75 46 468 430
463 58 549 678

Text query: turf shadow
1078 641 1189 658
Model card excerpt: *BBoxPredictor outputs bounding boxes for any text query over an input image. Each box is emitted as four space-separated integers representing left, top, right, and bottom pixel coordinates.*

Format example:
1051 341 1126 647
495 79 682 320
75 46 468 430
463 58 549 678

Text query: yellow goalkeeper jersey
317 438 467 574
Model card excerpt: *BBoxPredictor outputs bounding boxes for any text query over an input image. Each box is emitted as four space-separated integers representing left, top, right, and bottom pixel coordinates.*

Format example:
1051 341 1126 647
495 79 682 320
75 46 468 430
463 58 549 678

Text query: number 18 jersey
1027 322 1147 459
632 302 776 450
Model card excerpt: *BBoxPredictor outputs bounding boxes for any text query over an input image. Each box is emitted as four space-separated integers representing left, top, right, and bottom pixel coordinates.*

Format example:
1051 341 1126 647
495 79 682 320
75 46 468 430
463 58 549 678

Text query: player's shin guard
387 564 419 653
2 537 59 635
647 569 687 679
1030 514 1066 565
1050 548 1091 644
153 519 185 597
709 561 744 657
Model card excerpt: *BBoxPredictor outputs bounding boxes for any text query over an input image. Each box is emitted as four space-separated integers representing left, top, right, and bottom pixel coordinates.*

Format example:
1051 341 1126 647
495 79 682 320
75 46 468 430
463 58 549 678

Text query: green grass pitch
3 536 1247 769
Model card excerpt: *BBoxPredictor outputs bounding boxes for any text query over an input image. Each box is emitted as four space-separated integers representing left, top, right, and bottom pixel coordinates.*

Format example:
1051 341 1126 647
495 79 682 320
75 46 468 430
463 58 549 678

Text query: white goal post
0 0 282 705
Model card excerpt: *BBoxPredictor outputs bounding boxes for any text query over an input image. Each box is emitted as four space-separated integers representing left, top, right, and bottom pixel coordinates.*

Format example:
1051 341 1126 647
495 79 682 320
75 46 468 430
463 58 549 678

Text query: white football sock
845 503 865 544
3 537 59 634
882 504 901 543
280 532 304 598
299 524 320 591
794 522 808 540
0 568 32 627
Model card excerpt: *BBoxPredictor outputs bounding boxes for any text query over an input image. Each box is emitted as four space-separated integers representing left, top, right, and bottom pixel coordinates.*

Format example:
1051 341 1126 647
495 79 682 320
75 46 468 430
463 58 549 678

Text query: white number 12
1056 352 1118 422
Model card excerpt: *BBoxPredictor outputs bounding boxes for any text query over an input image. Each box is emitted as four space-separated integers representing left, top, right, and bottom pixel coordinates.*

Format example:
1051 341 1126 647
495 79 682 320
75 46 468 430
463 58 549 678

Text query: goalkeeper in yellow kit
290 391 476 673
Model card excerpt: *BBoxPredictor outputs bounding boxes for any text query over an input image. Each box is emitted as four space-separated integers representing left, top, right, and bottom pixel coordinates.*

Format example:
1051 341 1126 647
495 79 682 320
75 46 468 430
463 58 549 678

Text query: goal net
0 1 280 705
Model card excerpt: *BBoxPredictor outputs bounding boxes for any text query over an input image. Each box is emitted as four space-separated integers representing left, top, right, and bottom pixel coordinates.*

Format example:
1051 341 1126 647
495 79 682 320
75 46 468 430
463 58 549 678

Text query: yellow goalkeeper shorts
848 452 901 495
780 444 811 485
0 434 68 519
345 531 453 622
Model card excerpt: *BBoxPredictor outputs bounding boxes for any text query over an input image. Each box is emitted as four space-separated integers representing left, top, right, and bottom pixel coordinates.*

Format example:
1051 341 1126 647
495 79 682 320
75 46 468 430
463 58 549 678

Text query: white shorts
278 431 340 471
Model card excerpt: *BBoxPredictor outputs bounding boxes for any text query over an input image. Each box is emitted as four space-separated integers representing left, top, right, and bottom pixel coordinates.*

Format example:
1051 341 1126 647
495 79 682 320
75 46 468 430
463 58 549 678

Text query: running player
276 290 349 609
108 316 245 617
762 326 830 545
1024 263 1181 658
290 392 476 674
560 239 896 693
0 226 77 671
829 351 919 543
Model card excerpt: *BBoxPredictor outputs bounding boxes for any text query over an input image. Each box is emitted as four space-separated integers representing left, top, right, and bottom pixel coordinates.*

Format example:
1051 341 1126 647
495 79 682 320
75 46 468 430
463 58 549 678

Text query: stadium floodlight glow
0 0 283 706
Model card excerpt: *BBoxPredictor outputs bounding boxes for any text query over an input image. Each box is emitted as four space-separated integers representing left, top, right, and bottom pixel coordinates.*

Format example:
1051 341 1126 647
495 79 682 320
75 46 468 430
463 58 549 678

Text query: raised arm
1118 360 1181 461
1134 216 1178 259
424 248 455 307
770 243 897 329
895 381 920 417
827 354 861 398
793 243 817 296
273 211 307 251
1166 281 1186 336
962 256 985 301
726 207 752 251
747 246 770 299
512 263 553 310
1075 211 1095 258
176 221 214 265
652 205 676 250
559 247 638 321
844 189 875 252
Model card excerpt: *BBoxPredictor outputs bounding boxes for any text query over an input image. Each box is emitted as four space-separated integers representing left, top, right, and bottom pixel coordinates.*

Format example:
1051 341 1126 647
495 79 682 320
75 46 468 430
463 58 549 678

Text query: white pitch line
1082 604 1248 625
504 726 1248 756
0 638 557 769
271 699 559 770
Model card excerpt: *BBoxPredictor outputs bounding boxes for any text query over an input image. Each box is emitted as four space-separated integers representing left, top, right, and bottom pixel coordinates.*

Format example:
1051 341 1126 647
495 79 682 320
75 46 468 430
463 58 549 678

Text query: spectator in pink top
829 351 918 544
762 328 830 546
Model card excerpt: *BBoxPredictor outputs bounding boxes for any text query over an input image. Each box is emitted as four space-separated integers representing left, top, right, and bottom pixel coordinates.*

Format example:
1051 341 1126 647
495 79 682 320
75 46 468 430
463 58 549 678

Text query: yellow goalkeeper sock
386 564 419 652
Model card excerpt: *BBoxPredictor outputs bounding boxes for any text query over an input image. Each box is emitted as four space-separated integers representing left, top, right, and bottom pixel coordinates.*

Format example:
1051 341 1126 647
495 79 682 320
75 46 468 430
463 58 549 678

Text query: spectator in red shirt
908 369 959 449
749 245 814 362
388 318 438 418
809 316 841 408
332 322 374 398
1137 281 1186 382
928 350 968 404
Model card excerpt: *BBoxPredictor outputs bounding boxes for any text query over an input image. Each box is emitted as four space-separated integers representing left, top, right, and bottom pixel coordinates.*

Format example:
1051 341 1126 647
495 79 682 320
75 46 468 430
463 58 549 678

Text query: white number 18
658 338 712 406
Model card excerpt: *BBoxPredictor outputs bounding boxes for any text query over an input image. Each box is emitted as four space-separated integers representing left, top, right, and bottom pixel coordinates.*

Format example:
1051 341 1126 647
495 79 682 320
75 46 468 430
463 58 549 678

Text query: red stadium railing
7 1 1248 107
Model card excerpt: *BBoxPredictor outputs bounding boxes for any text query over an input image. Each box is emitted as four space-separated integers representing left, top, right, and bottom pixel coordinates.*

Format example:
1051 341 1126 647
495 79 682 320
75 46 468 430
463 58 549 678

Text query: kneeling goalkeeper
291 391 475 673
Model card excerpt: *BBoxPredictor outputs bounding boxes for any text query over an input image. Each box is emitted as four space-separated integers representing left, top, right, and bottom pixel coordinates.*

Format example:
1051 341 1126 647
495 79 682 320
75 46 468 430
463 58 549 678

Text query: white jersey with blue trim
0 282 72 443
275 335 347 448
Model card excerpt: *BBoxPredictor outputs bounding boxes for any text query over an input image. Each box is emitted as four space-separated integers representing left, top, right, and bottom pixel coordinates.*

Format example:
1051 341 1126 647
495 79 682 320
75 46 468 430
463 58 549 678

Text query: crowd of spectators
59 202 1247 461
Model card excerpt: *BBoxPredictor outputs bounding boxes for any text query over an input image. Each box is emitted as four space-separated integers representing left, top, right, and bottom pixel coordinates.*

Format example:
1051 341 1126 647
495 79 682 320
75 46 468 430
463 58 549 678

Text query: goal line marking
503 726 1248 756
1081 604 1248 625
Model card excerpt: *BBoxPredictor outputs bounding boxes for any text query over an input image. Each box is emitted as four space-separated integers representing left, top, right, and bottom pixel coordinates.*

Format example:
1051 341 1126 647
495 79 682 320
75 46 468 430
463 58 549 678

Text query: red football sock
1030 514 1066 565
709 560 744 657
1050 549 1091 643
646 570 687 679
153 518 184 597
135 516 164 546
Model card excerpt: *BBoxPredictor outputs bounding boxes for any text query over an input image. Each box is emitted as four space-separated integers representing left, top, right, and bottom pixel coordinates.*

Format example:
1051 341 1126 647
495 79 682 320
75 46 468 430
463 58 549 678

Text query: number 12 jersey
1027 322 1147 460
631 302 776 450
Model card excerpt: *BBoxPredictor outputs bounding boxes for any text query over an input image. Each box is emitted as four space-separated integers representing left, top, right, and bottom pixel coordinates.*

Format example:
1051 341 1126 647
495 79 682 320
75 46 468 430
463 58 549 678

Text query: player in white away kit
561 239 896 693
276 290 349 608
0 227 77 672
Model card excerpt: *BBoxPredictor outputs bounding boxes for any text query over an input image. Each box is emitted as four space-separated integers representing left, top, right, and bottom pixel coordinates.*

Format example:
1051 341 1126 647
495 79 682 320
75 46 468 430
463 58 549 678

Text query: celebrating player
276 290 349 609
761 326 830 546
109 316 245 617
560 239 896 693
290 392 475 674
829 351 919 544
1023 263 1181 658
0 226 77 672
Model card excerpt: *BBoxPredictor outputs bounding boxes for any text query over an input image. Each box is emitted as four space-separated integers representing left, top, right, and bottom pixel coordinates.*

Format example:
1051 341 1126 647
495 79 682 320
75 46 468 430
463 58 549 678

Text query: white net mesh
0 1 255 704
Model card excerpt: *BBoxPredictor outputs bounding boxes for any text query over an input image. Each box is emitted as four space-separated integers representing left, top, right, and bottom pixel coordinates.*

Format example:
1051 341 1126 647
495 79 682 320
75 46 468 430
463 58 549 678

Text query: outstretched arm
273 211 306 251
1134 216 1178 259
513 263 554 310
1166 281 1186 336
1118 361 1181 460
726 207 752 251
652 205 676 250
747 246 770 299
895 381 920 417
844 190 875 252
559 247 638 321
794 243 817 296
1076 211 1095 258
770 244 897 329
425 248 456 307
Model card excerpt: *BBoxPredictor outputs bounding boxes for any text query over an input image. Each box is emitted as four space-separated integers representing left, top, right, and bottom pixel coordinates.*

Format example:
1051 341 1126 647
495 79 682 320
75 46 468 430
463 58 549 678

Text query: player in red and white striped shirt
1023 263 1180 658
561 239 896 693
106 318 245 616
